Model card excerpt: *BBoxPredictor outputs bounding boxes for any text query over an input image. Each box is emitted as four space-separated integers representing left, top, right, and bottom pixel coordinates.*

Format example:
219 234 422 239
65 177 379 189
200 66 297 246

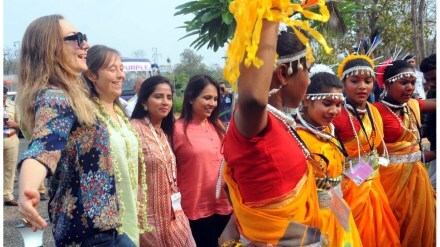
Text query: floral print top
20 88 121 246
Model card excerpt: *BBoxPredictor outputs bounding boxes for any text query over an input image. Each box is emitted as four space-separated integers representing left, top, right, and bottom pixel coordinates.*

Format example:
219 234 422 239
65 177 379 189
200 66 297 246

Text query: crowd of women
15 13 435 247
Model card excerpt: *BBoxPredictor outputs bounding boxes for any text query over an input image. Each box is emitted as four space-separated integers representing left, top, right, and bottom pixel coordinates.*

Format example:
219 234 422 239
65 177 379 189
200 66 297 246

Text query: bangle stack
221 239 245 247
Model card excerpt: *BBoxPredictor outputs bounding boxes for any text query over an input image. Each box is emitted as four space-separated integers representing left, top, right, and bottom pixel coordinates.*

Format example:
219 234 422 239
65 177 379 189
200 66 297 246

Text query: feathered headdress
337 54 375 79
376 59 393 88
309 63 335 78
375 46 410 88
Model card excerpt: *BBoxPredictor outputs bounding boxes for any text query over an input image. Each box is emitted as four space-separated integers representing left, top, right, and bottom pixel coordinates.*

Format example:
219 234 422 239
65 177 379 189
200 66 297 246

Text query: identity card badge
343 158 374 186
171 192 182 212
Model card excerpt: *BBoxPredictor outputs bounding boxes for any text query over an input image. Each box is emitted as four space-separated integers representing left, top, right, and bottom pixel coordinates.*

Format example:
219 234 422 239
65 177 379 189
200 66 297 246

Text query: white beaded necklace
267 105 311 158
380 101 420 142
344 106 364 161
296 111 334 141
344 103 367 114
380 99 407 109
216 105 308 199
267 104 296 127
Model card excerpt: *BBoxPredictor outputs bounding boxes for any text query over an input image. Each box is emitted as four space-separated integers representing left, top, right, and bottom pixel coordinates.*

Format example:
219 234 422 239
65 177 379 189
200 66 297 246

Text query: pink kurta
131 119 196 247
173 119 232 220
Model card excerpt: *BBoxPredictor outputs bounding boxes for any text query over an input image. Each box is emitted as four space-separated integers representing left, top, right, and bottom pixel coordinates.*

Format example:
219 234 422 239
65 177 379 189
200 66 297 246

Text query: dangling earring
380 89 387 99
287 62 293 75
297 59 303 70
143 105 148 111
298 103 304 113
269 85 283 97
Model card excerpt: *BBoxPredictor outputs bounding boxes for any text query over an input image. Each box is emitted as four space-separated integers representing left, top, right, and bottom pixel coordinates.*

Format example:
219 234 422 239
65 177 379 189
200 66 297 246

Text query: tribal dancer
334 54 401 246
296 66 363 246
374 59 436 247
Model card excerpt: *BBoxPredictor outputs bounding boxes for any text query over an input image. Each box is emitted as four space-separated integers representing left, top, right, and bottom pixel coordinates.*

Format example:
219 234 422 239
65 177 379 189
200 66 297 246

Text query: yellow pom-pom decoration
337 54 375 79
223 0 333 89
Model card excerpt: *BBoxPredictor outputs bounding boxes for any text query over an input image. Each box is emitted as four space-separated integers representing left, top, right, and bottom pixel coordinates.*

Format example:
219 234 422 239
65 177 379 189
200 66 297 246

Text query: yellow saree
377 99 436 247
339 103 401 247
223 163 321 246
298 127 363 247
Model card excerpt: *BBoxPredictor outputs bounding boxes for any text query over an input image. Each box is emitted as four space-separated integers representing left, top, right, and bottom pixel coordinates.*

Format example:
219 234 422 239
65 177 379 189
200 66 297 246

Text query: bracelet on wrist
221 239 244 247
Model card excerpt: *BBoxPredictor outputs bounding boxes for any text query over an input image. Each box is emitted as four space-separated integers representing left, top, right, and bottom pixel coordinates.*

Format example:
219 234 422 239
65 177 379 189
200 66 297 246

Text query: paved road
3 138 55 247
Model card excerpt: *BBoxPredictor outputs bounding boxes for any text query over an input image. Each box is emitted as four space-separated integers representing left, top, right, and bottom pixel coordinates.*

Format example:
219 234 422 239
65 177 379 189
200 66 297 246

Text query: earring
287 62 293 75
380 89 387 99
268 85 283 97
298 103 304 113
297 59 303 70
143 105 148 111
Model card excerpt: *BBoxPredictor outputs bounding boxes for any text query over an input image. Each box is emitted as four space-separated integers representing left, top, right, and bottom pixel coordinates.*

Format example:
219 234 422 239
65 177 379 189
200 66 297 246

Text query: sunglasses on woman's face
63 32 87 48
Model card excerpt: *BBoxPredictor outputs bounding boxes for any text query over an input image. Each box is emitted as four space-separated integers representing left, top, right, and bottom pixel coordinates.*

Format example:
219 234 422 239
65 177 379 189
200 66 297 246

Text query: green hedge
174 96 183 114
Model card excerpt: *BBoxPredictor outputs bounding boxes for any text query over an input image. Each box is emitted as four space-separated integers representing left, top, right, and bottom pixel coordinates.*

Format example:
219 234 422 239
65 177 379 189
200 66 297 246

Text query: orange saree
298 127 363 247
223 162 321 246
375 99 436 247
334 103 401 247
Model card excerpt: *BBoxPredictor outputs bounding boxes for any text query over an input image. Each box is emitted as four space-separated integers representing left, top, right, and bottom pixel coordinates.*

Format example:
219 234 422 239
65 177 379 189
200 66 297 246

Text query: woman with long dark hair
173 74 232 247
130 75 196 247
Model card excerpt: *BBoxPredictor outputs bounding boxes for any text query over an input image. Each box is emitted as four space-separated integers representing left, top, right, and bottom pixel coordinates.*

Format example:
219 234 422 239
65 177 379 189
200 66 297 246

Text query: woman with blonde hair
17 15 137 246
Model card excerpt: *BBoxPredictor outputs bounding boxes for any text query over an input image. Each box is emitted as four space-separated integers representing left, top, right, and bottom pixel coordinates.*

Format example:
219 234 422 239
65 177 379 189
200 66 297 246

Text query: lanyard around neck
345 100 375 151
145 117 177 187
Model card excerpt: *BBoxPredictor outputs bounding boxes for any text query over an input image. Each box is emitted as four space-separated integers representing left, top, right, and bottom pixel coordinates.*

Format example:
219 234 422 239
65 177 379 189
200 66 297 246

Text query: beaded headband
306 93 345 101
276 48 308 75
386 71 416 83
337 54 375 79
341 66 375 79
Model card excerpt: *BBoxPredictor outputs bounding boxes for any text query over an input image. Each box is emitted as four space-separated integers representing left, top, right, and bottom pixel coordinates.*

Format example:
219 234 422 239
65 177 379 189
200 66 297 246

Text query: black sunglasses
63 32 87 48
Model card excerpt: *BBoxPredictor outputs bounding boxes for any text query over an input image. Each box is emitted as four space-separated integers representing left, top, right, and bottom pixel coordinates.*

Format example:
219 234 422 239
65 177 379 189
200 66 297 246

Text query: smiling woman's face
191 83 218 121
93 54 126 102
59 19 89 74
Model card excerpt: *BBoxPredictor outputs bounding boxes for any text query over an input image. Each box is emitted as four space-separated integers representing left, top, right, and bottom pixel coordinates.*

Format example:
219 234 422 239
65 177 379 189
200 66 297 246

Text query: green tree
174 49 210 75
173 49 212 95
175 0 436 65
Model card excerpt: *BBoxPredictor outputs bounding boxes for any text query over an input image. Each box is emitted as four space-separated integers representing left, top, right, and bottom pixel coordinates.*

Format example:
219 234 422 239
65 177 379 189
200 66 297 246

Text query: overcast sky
3 0 227 67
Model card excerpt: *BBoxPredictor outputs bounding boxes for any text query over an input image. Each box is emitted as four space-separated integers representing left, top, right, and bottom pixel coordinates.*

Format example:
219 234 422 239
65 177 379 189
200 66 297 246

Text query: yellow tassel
224 0 333 88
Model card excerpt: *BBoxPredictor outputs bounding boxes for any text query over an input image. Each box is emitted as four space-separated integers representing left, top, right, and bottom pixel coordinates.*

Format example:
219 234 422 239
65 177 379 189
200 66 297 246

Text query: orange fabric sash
341 103 401 246
342 103 383 157
379 99 436 246
223 163 321 246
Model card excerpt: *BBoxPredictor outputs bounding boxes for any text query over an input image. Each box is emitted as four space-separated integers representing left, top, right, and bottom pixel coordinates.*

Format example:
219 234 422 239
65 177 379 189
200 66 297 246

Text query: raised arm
234 20 279 138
